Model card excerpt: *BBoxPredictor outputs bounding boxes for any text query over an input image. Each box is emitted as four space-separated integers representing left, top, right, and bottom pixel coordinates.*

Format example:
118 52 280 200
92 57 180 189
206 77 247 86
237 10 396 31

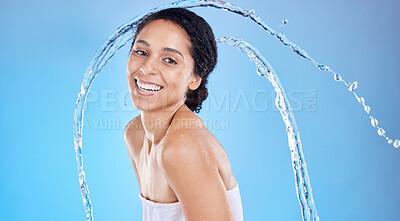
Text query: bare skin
124 19 237 220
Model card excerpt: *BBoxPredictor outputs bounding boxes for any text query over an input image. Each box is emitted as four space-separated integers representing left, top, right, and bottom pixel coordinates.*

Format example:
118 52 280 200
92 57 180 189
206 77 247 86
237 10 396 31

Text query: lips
135 78 164 96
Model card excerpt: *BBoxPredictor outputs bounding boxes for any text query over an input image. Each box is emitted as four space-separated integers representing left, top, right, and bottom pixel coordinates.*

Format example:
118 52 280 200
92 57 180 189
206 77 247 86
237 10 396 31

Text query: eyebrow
136 39 150 47
163 47 184 59
135 39 184 59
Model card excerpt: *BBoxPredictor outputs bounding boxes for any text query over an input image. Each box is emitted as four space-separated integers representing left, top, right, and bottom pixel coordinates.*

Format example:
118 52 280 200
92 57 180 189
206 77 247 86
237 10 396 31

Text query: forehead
135 19 191 51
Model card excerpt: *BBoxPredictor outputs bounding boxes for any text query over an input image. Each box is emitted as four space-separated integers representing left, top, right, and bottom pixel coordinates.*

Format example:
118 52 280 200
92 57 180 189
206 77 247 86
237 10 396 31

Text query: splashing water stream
73 0 399 220
217 36 318 220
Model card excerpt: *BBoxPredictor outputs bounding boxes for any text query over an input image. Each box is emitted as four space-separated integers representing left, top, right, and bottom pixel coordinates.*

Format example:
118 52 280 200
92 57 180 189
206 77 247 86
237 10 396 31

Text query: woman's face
127 19 200 112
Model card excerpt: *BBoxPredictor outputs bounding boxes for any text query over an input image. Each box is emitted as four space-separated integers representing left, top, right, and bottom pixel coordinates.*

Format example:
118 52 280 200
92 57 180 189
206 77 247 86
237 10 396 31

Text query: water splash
73 0 398 220
217 36 318 221
394 140 400 148
370 116 378 128
280 18 288 28
187 0 399 147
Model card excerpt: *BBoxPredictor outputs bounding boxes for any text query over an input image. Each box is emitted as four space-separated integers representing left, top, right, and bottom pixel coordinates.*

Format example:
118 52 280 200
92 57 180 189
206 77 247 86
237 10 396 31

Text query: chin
129 84 185 113
131 97 158 112
130 95 171 113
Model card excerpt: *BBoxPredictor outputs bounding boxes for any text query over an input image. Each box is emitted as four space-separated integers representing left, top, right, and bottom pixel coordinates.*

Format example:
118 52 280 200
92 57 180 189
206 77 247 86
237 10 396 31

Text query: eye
134 50 147 56
163 57 177 64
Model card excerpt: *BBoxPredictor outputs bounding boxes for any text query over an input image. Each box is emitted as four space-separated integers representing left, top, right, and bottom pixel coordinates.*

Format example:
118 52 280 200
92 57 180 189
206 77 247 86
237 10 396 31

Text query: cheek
173 75 191 95
164 75 186 96
126 61 138 88
126 62 135 75
127 57 141 74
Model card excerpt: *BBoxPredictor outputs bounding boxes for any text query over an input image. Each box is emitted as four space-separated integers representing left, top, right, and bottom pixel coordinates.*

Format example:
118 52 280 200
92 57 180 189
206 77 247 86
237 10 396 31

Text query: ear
188 74 202 90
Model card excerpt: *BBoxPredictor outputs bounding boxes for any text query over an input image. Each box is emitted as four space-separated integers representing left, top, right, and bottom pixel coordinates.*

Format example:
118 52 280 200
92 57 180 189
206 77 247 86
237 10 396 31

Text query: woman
124 8 243 221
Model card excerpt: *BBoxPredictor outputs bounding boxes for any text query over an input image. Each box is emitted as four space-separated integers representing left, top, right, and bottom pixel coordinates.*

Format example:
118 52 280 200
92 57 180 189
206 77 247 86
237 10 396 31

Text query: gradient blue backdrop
1 0 399 220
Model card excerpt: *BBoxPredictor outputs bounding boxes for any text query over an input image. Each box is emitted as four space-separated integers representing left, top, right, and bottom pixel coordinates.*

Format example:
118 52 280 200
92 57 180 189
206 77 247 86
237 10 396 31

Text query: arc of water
217 36 319 221
182 0 399 147
73 1 321 220
75 0 398 220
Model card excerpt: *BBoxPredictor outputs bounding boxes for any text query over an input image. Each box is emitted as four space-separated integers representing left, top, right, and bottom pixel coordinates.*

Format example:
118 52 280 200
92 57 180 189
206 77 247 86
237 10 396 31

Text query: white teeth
136 79 162 91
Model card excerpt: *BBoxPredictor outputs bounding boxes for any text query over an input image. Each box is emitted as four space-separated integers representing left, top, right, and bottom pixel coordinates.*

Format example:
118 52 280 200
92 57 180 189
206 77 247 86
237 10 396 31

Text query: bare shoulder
160 118 211 169
160 107 210 160
124 114 141 140
158 107 235 220
124 114 143 155
159 105 214 171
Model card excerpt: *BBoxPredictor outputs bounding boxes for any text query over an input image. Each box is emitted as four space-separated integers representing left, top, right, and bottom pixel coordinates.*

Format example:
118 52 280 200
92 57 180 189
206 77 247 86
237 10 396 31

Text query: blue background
1 0 399 220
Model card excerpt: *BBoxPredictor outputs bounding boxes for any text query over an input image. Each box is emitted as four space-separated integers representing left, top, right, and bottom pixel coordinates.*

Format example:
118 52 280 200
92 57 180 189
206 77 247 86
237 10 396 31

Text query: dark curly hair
130 8 218 113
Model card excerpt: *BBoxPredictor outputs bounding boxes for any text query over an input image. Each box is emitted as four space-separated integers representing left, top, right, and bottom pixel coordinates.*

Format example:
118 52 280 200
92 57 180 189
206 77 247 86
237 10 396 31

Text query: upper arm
160 136 234 221
124 117 141 185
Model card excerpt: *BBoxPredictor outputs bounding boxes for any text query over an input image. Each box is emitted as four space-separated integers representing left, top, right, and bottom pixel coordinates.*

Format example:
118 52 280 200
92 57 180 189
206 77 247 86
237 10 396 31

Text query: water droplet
334 73 342 81
348 81 358 91
318 64 329 71
388 139 393 144
357 97 365 104
370 117 378 127
393 139 400 148
256 69 265 77
279 19 288 28
364 105 370 114
377 128 385 136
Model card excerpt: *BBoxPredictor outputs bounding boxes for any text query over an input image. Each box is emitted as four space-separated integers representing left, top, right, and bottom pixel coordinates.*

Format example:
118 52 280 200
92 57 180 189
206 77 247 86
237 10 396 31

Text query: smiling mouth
135 78 164 93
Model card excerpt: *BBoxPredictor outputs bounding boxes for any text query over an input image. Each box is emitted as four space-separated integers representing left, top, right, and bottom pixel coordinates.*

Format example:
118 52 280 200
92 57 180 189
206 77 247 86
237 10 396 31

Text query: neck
140 102 185 145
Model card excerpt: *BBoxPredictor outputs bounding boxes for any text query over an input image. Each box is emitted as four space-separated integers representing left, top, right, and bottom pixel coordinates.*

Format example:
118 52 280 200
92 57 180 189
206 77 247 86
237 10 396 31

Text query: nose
140 55 159 76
